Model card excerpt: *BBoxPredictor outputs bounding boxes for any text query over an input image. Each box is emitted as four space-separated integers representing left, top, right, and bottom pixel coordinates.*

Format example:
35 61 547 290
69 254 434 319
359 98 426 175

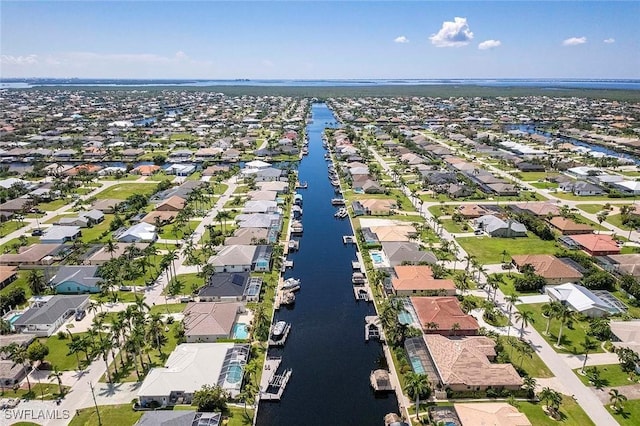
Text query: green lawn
574 363 635 387
79 214 115 243
164 273 204 295
530 182 559 190
427 204 457 217
607 213 633 230
0 236 40 254
493 273 540 297
38 199 71 211
69 404 142 426
0 220 28 235
607 398 640 426
149 303 186 315
158 220 201 240
576 204 606 214
0 271 32 302
516 172 552 181
518 303 603 354
94 183 157 200
0 383 64 401
457 233 560 264
519 398 595 426
100 174 140 181
441 218 469 233
41 332 99 371
211 182 229 195
554 192 630 202
499 336 553 378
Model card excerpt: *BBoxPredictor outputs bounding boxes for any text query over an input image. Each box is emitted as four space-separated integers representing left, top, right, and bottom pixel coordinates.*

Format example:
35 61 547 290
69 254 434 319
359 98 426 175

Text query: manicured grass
211 182 229 195
149 303 186 315
0 236 39 254
0 271 32 301
100 174 140 181
0 220 28 235
94 183 157 200
427 204 457 217
457 233 560 264
530 182 559 190
79 214 115 243
185 171 202 181
226 406 254 426
499 336 554 378
493 273 540 297
38 199 71 211
92 290 146 304
620 246 640 255
233 185 249 194
158 220 201 240
441 218 470 233
164 273 204 296
518 303 603 354
516 171 552 181
574 363 636 387
147 172 172 182
69 404 143 426
40 332 97 371
607 213 633 230
554 192 630 202
518 398 595 426
0 383 65 401
576 204 607 214
606 398 640 426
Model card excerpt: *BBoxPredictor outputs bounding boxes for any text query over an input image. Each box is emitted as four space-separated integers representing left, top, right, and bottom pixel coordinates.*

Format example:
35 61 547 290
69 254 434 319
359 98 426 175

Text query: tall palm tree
48 366 64 396
403 372 431 422
27 269 46 295
8 344 31 392
487 274 502 303
451 323 461 337
504 293 521 337
105 238 119 259
541 301 562 335
514 310 535 339
522 376 537 399
609 389 627 412
556 304 575 347
147 313 165 355
581 336 599 373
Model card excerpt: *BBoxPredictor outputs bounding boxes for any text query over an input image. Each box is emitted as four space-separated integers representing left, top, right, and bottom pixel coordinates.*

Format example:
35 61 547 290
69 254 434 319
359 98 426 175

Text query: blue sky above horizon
1 1 638 79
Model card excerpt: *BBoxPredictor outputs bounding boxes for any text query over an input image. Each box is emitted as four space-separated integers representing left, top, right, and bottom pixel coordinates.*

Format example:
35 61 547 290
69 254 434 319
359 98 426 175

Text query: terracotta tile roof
454 403 532 426
424 335 522 388
513 202 560 217
570 234 621 254
511 254 583 281
457 204 491 218
411 297 479 333
548 217 593 233
392 266 455 292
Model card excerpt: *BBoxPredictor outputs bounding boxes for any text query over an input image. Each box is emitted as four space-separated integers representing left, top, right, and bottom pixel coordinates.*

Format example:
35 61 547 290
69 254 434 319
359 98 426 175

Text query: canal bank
256 103 398 425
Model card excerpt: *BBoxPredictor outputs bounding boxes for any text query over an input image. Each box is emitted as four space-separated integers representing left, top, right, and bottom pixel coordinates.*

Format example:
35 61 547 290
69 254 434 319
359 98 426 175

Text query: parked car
75 310 86 321
31 229 43 236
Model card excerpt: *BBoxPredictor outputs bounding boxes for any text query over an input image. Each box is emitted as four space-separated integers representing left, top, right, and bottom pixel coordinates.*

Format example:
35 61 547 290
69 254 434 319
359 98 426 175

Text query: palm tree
487 275 502 303
48 366 64 396
8 344 31 392
27 269 46 295
105 238 119 259
424 322 439 333
541 301 562 335
501 249 509 264
609 389 627 412
403 372 431 422
514 310 535 339
504 293 521 337
556 304 575 347
581 337 599 373
522 376 537 399
147 312 165 355
596 210 609 234
451 323 461 337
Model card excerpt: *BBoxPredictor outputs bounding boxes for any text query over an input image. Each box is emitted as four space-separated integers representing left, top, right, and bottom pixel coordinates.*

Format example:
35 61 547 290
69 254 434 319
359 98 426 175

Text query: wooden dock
354 286 372 302
259 357 292 401
342 235 356 244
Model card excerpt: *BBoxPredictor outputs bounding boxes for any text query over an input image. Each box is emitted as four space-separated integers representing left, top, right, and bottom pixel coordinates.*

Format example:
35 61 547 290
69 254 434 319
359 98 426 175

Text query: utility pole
88 381 102 426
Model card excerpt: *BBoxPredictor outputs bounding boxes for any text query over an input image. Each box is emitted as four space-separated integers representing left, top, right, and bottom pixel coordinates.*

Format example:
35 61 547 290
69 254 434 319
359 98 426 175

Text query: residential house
198 272 255 302
207 245 272 273
40 226 81 244
391 265 456 296
0 266 17 290
454 403 531 426
421 334 523 391
600 254 640 278
50 265 102 294
548 217 593 235
411 297 479 336
381 242 438 266
0 244 64 266
510 202 560 217
13 295 90 336
569 234 621 256
546 283 619 317
137 343 249 406
559 181 606 196
91 199 121 213
457 204 493 219
610 321 640 353
132 165 161 176
182 302 245 343
511 254 583 285
224 228 269 246
487 183 519 196
156 196 186 212
474 215 527 238
117 222 157 243
136 412 221 426
352 199 396 216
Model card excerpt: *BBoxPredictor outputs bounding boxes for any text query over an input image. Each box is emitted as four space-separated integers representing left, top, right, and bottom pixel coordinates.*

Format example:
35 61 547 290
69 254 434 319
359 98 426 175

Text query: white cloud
429 17 474 47
562 36 587 46
478 40 502 50
0 54 38 65
394 36 409 44
603 38 615 44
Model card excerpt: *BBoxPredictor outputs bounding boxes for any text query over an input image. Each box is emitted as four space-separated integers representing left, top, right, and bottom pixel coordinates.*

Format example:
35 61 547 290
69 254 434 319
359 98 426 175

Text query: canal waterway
256 103 398 425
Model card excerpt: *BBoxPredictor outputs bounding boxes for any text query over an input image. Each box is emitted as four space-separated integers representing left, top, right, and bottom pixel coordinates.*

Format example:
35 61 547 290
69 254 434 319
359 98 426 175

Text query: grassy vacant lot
441 218 469 233
516 171 551 181
1 383 63 401
37 198 70 211
69 404 143 426
518 303 602 354
0 236 40 254
457 233 560 264
530 181 559 190
576 204 607 214
0 272 32 302
427 204 458 217
500 336 553 378
94 183 157 199
574 363 635 387
40 331 97 371
149 303 186 315
492 273 540 297
79 214 114 243
607 213 633 230
519 398 595 426
607 398 640 426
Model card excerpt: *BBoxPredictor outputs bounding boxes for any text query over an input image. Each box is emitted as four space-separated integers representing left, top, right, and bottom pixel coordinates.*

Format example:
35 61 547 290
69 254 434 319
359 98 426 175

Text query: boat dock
343 235 356 244
268 322 292 346
365 316 384 341
354 286 372 302
259 357 293 401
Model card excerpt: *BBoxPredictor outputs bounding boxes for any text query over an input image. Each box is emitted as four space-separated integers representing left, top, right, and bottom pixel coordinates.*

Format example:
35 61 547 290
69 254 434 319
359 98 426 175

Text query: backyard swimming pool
232 323 249 340
397 310 413 325
225 362 244 385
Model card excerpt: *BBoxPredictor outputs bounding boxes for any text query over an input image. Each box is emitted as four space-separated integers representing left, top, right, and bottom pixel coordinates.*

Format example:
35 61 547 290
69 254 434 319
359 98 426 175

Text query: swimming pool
225 362 244 384
232 323 249 340
409 356 426 374
7 313 22 325
371 252 384 264
397 310 413 325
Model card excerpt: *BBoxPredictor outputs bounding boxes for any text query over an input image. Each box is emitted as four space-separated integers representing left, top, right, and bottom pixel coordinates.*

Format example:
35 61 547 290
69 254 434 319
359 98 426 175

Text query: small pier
280 258 294 272
287 239 299 251
352 260 361 270
260 361 293 401
343 235 356 244
296 181 308 189
365 316 384 341
268 322 292 346
354 286 372 302
370 369 394 392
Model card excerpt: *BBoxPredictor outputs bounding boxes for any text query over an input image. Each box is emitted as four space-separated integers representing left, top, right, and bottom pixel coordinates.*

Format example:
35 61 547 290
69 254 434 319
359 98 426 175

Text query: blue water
2 78 639 90
508 124 640 165
8 313 21 325
371 252 384 264
256 103 398 425
398 310 413 325
409 357 425 374
226 363 244 384
232 323 249 340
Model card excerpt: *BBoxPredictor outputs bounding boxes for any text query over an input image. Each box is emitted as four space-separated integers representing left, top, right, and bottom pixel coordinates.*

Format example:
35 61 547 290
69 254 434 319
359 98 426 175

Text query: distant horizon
3 77 640 81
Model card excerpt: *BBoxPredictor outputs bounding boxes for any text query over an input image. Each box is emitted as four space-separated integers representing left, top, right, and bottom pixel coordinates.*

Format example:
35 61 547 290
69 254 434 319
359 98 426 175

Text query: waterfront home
224 228 269 246
40 226 81 244
352 176 384 194
390 265 456 296
242 200 279 214
511 254 583 285
13 295 90 337
368 224 417 242
131 165 161 176
474 215 527 238
116 222 157 243
165 163 196 176
198 272 259 302
136 412 221 426
546 283 620 317
137 343 250 406
547 217 593 235
454 403 531 426
50 265 102 294
411 296 479 336
207 245 272 273
257 181 289 193
599 254 640 278
352 199 397 216
421 334 523 391
568 234 621 256
182 302 245 343
247 190 278 201
381 242 438 266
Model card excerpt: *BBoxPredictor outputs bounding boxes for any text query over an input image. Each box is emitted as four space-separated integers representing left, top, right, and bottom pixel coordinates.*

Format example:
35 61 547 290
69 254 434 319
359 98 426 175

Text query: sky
1 1 639 79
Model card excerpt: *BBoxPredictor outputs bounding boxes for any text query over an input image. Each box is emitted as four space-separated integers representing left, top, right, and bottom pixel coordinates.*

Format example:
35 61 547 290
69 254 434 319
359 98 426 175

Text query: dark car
74 310 86 321
31 229 43 236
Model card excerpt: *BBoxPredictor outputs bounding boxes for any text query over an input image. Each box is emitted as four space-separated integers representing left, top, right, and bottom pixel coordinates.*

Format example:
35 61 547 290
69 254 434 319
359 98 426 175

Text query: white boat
334 207 348 218
331 198 346 205
272 321 287 338
282 277 301 291
281 291 295 305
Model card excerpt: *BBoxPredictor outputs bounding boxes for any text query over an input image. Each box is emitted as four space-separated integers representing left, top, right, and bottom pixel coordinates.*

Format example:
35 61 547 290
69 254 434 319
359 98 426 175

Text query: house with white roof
546 283 615 318
613 180 640 195
40 226 81 244
117 222 157 243
474 215 527 238
137 343 250 406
